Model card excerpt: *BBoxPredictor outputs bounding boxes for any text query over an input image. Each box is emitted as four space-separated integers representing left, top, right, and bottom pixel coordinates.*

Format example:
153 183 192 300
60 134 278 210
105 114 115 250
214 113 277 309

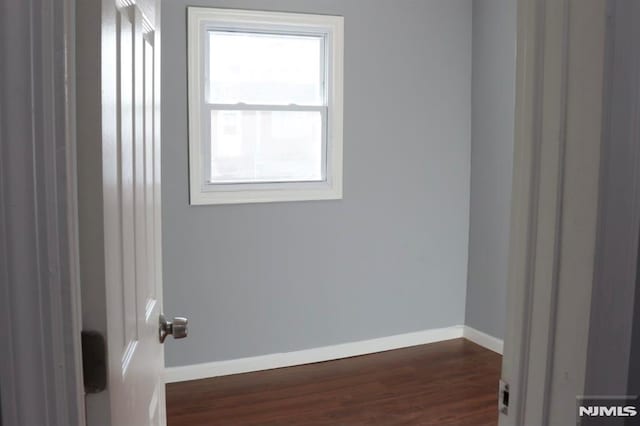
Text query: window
187 8 344 205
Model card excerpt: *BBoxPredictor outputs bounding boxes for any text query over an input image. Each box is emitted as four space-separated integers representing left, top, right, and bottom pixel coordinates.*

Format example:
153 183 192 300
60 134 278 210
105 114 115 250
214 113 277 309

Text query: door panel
77 0 164 425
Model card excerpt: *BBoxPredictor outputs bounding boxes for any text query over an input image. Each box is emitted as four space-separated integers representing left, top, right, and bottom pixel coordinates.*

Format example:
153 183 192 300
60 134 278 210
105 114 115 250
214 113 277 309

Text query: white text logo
578 406 638 417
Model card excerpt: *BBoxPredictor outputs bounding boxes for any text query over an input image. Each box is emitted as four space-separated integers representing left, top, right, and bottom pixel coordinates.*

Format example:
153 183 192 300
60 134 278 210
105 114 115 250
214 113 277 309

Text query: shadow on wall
465 0 517 341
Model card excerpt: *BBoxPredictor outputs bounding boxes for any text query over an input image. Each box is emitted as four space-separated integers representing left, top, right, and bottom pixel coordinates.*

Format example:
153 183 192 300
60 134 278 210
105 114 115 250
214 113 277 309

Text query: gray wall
162 0 472 366
465 0 516 339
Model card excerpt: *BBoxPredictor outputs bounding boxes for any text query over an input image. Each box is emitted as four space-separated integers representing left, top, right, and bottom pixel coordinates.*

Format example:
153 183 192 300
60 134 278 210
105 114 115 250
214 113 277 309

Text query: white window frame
187 7 344 205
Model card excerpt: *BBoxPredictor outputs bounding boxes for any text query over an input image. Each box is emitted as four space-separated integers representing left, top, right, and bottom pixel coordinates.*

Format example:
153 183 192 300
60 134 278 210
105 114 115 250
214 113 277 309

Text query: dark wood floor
166 338 501 426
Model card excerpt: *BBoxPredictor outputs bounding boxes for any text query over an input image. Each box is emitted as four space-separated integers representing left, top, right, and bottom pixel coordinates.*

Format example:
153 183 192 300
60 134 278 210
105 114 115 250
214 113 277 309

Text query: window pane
209 110 324 183
208 31 324 106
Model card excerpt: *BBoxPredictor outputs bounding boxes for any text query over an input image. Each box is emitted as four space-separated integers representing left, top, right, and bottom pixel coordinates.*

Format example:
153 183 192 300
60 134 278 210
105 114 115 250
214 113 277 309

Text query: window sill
189 185 343 206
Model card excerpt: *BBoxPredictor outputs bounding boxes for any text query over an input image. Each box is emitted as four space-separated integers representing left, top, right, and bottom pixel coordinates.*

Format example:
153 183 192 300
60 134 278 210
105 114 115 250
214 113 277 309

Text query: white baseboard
164 325 504 383
462 326 504 354
164 325 465 383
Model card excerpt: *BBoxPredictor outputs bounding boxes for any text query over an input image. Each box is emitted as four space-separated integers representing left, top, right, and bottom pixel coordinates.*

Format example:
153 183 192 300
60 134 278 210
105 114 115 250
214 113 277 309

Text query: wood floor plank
166 338 501 425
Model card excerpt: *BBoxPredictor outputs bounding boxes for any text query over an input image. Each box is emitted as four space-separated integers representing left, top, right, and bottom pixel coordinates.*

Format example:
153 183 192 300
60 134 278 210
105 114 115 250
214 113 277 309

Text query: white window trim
187 7 344 205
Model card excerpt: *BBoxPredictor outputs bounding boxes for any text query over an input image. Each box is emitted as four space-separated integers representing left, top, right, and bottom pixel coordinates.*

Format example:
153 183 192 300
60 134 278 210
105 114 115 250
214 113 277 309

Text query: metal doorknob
159 314 188 343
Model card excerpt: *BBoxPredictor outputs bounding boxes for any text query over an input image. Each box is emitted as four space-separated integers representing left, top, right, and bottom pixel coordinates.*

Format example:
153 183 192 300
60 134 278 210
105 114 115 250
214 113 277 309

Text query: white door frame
583 0 640 399
499 0 640 425
0 0 85 425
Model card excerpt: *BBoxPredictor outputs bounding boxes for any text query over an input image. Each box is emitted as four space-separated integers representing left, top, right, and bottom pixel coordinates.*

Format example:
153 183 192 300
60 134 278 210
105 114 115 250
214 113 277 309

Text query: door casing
0 0 85 425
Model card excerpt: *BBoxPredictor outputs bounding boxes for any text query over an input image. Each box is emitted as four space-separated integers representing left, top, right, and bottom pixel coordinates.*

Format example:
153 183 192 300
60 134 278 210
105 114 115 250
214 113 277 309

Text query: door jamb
501 0 615 424
0 0 85 425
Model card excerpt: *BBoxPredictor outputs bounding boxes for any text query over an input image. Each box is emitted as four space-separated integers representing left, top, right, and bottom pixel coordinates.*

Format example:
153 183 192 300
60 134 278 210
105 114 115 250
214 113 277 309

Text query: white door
76 1 180 425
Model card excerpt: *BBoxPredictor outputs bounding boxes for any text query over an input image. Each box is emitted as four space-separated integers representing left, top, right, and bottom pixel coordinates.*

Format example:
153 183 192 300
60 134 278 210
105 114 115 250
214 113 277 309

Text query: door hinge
81 330 107 393
499 379 509 415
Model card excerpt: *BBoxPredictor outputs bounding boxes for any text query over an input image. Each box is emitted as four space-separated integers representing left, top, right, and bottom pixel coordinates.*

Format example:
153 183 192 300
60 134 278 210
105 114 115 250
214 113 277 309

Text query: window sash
201 104 328 190
205 104 327 112
187 7 343 205
203 29 329 107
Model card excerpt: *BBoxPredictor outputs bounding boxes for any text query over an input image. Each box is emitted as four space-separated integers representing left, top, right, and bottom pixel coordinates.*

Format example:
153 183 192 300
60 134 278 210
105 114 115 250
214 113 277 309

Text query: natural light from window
208 32 324 105
187 7 343 204
209 110 323 183
207 31 326 184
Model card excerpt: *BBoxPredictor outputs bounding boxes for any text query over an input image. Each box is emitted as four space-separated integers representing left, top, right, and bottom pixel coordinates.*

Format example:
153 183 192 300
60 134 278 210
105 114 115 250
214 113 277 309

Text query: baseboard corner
462 326 503 354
